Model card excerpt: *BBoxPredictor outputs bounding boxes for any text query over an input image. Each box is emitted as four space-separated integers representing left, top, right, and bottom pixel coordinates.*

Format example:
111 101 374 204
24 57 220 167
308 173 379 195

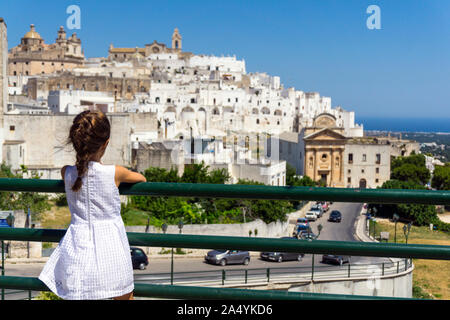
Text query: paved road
3 201 388 298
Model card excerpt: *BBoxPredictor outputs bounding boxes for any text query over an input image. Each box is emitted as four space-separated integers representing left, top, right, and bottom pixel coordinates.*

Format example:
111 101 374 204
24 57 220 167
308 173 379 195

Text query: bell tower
171 27 182 51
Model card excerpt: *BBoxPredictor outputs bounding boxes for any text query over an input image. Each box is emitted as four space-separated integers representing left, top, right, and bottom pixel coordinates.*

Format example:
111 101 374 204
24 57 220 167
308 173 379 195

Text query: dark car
292 223 310 237
328 210 342 223
321 254 350 266
260 237 304 262
131 247 149 270
205 249 250 266
297 230 317 240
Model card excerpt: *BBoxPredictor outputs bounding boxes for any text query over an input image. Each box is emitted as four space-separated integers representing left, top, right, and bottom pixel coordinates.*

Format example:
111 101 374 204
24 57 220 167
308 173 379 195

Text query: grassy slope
375 219 450 300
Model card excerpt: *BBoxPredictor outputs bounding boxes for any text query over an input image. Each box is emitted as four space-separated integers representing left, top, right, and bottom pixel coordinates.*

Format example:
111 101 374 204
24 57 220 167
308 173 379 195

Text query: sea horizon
356 117 450 134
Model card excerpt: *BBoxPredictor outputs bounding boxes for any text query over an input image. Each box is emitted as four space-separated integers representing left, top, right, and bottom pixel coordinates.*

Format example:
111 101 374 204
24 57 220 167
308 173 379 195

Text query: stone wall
3 210 42 258
2 112 158 177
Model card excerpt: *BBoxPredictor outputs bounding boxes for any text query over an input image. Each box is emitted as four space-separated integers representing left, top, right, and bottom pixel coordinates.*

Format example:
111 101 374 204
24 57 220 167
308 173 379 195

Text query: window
362 154 367 162
256 119 260 124
376 153 381 164
9 126 15 131
348 153 353 164
348 169 351 174
375 178 379 183
376 167 379 174
348 177 351 183
361 169 365 173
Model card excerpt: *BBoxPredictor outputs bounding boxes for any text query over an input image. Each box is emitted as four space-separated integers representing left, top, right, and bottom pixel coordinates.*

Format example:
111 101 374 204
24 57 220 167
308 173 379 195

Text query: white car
309 205 323 218
305 210 318 221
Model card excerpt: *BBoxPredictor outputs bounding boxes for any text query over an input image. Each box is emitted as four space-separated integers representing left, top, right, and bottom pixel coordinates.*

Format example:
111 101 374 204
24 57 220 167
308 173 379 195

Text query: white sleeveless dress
39 161 134 300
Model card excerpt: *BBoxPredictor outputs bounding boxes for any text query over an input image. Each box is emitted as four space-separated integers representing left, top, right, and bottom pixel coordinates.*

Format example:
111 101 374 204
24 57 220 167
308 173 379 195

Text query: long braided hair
68 110 111 192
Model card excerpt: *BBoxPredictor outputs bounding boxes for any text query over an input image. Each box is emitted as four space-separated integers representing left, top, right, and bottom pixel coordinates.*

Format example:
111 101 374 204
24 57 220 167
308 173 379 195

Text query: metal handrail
1 228 449 260
0 275 411 300
134 259 414 285
0 178 449 204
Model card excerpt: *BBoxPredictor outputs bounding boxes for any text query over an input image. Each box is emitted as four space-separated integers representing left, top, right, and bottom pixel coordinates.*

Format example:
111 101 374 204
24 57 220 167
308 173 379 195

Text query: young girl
39 110 146 300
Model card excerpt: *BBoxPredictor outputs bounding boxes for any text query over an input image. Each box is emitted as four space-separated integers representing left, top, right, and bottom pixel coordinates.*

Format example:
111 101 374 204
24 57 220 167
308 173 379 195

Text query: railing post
311 254 315 281
244 269 248 284
222 269 225 285
397 261 400 273
266 268 270 283
348 262 351 278
404 258 407 272
382 263 385 276
1 240 4 301
170 248 174 285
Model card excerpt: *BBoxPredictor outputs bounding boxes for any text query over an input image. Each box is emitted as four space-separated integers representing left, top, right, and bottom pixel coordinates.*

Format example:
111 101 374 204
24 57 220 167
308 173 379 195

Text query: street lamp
178 219 184 234
403 222 412 244
393 213 399 243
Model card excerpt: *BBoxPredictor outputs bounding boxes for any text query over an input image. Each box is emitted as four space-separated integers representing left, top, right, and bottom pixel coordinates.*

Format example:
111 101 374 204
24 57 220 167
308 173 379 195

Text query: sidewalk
353 203 375 243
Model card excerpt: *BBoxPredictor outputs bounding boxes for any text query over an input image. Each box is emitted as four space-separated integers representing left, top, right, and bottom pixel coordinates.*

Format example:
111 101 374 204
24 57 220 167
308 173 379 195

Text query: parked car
328 210 342 223
296 218 310 227
317 201 330 212
305 210 318 221
131 247 149 270
205 249 250 266
297 230 317 240
292 223 310 237
260 237 304 262
310 204 324 218
321 254 350 266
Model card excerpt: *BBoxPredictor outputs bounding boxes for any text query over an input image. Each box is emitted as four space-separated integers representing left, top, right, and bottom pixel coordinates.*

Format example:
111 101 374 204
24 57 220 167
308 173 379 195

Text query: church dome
23 24 42 39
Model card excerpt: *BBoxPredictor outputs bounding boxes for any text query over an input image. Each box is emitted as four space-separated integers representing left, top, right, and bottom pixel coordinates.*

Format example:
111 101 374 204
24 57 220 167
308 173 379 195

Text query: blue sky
2 0 450 119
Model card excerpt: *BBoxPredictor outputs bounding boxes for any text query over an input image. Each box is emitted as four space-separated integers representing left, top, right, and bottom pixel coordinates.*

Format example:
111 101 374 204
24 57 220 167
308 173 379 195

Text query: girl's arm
115 165 147 187
61 165 69 181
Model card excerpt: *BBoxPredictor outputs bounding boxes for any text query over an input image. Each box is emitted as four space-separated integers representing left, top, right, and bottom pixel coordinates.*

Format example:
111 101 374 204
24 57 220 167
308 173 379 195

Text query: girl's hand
115 165 147 187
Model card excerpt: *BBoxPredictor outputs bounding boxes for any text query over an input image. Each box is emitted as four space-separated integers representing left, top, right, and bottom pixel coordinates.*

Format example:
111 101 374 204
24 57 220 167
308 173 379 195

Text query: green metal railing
1 178 450 300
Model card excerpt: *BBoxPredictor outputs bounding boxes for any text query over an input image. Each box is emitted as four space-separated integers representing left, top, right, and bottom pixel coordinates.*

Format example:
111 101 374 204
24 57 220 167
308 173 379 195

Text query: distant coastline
357 117 450 134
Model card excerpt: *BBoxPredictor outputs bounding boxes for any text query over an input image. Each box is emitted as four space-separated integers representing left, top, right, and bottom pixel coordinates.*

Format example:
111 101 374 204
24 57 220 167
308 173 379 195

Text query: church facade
303 113 391 189
108 28 184 62
8 24 84 77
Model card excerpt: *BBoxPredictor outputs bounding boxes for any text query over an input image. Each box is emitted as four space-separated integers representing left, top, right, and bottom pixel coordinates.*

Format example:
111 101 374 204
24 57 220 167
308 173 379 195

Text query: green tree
371 179 438 227
285 163 315 187
431 164 450 190
391 154 430 185
0 163 51 221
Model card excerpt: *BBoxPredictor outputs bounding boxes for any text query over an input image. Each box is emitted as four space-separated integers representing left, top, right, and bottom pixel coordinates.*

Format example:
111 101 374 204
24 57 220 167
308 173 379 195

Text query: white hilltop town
0 21 421 188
